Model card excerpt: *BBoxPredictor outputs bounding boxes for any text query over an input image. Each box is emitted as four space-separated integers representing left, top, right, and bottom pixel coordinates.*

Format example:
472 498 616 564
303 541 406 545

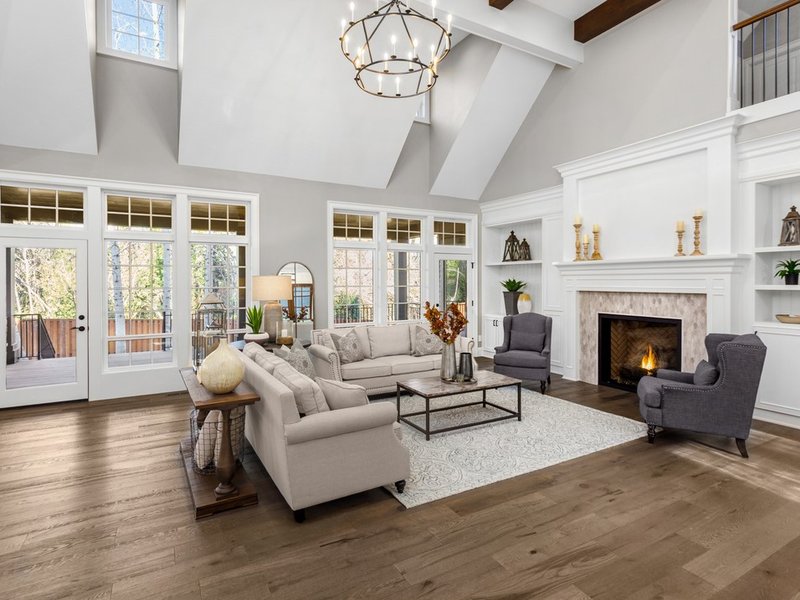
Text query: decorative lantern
519 238 532 261
779 205 800 246
502 230 520 262
193 292 227 370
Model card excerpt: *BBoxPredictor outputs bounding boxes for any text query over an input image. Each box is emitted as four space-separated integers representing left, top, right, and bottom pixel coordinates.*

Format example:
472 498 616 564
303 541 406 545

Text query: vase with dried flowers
281 305 309 341
424 301 469 382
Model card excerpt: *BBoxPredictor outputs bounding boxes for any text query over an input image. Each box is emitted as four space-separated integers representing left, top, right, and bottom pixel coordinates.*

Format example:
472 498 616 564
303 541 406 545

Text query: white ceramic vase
517 293 533 313
198 341 245 394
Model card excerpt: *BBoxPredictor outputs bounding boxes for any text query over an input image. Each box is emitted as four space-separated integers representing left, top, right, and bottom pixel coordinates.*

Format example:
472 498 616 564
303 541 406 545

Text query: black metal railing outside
12 314 56 360
735 1 800 107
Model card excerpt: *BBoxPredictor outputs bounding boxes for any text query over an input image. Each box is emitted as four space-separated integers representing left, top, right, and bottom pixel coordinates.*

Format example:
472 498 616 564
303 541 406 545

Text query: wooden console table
179 368 260 519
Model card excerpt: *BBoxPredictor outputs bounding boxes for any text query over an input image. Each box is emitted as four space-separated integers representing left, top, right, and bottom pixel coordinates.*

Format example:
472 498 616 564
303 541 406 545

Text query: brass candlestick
691 215 704 256
591 231 603 260
675 230 685 256
582 239 590 261
573 224 583 261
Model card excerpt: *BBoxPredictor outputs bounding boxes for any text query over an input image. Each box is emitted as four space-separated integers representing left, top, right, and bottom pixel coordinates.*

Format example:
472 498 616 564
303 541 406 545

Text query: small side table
179 368 260 519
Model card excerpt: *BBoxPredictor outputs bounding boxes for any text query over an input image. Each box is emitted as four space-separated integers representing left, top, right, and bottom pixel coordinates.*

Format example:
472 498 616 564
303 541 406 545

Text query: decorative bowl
775 314 800 324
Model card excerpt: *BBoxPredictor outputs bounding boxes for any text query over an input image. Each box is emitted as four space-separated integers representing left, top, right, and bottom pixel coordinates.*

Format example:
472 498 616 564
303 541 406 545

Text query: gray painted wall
0 55 479 328
482 0 730 200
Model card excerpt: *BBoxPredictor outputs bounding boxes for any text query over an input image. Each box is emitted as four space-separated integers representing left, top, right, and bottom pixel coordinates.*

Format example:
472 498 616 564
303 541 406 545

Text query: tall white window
330 207 474 327
190 200 250 340
104 194 174 368
98 0 178 69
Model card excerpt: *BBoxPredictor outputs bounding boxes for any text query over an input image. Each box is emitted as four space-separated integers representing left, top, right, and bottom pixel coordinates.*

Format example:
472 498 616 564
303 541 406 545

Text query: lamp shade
253 275 292 301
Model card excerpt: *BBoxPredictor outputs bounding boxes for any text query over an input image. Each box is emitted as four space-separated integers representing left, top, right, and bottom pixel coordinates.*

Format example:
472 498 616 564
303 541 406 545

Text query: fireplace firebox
597 313 682 392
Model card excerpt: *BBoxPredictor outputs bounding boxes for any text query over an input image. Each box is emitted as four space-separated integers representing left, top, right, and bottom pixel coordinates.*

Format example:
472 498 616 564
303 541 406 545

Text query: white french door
433 253 476 338
0 238 89 407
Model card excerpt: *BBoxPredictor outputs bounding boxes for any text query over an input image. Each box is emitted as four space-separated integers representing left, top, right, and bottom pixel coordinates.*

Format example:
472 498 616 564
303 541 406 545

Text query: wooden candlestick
675 230 685 256
573 224 583 261
591 230 603 260
582 239 590 261
691 215 704 256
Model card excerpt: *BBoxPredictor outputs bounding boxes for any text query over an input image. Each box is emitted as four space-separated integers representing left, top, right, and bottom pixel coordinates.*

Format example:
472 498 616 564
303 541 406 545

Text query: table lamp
252 275 293 341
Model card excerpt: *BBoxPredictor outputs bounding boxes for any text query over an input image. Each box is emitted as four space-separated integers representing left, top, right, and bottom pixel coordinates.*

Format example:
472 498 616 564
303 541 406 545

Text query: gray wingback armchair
493 313 552 393
637 333 767 458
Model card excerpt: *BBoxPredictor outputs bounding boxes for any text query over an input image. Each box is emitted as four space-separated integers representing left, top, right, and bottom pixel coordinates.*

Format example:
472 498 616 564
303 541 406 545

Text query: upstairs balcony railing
734 0 800 108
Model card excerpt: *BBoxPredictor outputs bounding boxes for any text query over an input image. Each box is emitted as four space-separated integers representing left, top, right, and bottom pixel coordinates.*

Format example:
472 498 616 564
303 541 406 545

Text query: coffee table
396 371 523 440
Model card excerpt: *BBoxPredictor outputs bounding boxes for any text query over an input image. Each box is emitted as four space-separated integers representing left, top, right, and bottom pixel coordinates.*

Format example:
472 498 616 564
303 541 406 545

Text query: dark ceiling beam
489 0 515 9
574 0 662 43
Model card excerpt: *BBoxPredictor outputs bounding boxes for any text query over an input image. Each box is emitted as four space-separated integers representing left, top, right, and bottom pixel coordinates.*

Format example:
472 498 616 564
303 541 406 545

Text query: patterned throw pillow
274 342 316 379
413 326 444 357
331 330 365 364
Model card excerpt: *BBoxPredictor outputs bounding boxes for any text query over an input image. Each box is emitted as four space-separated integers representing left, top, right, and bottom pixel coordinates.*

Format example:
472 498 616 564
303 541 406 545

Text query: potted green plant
501 278 527 316
775 259 800 286
245 304 264 333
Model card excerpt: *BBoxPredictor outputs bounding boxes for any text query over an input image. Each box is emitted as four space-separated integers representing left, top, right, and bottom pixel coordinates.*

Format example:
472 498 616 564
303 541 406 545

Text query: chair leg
547 375 551 386
647 424 656 444
395 480 406 494
736 438 749 459
293 509 306 523
540 380 546 393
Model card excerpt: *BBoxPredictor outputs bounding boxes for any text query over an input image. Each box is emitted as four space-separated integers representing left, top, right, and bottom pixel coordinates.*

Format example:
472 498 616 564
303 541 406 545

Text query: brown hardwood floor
2 370 800 599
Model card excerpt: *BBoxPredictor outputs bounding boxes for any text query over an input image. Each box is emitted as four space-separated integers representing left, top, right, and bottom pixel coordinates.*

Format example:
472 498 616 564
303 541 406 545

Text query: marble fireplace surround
579 291 706 384
555 255 749 383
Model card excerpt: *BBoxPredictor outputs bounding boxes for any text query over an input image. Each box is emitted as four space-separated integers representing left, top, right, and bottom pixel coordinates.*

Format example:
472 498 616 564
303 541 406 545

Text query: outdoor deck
6 352 173 390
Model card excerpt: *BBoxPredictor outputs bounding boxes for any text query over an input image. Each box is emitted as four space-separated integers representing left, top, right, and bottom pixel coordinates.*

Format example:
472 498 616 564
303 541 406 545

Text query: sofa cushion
368 325 412 358
381 354 436 375
274 343 316 379
315 378 369 410
243 342 284 374
332 330 365 364
273 362 329 416
340 359 393 380
693 359 719 386
494 350 547 369
509 330 546 352
413 325 443 357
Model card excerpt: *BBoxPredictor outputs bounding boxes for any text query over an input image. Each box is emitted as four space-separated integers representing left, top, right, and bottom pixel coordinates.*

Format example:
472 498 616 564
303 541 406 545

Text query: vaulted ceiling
0 0 638 199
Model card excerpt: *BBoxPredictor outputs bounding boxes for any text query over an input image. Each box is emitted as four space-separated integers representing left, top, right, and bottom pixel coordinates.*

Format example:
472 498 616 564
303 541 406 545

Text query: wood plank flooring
2 370 800 599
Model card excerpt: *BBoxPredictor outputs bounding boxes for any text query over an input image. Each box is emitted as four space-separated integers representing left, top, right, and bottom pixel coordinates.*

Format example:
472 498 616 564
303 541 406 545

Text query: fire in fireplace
597 314 682 392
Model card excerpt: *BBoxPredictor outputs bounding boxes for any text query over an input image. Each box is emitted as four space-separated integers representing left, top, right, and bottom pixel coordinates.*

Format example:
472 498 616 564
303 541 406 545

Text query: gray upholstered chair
493 313 552 393
637 333 767 458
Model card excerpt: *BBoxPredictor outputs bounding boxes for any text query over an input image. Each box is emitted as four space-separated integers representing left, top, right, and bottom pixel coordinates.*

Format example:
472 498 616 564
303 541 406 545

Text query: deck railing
12 314 56 360
734 0 800 107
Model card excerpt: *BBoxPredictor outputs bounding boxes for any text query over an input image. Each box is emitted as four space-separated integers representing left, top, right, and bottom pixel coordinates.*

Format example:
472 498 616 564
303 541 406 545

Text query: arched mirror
277 262 314 341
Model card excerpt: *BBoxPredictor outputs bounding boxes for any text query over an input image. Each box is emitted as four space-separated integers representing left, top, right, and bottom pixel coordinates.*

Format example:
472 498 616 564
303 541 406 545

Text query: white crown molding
738 128 800 182
480 185 563 227
555 116 741 180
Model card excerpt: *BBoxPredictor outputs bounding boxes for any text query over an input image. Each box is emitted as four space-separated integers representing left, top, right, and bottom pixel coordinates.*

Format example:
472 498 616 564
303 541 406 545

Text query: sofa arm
307 344 342 381
284 402 397 445
656 369 694 384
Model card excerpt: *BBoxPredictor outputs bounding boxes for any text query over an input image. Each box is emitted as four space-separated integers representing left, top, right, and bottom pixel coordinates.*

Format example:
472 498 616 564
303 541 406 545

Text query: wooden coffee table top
397 370 521 399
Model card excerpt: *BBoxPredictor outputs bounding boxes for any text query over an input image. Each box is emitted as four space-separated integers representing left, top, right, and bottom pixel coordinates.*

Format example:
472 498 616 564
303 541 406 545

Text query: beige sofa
240 350 410 522
309 323 477 395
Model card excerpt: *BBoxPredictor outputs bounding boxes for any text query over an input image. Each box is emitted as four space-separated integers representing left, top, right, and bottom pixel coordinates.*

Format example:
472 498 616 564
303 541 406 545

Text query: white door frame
0 237 89 407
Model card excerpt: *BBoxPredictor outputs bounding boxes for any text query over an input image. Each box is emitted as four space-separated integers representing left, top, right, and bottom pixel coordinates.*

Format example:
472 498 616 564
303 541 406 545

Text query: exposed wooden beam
574 0 662 43
489 0 515 9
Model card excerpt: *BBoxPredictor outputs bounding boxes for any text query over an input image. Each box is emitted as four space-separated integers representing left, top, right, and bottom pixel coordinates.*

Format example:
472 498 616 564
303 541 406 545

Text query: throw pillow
693 359 719 386
319 331 337 352
413 325 444 357
315 378 369 410
275 343 316 379
273 362 329 416
193 410 220 470
509 330 546 352
243 342 284 374
367 324 412 358
331 330 365 364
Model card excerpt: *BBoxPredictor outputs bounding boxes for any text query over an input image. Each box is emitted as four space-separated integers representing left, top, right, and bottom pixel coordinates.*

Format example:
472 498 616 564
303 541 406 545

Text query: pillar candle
676 220 685 232
574 214 582 226
592 224 600 233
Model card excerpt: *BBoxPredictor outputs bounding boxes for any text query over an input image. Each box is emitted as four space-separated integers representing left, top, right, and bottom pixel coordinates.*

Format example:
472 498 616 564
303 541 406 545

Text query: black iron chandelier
339 1 452 98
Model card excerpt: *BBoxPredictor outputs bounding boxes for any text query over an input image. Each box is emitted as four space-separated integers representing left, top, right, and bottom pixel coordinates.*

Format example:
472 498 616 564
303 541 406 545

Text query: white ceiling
528 0 606 21
0 0 97 155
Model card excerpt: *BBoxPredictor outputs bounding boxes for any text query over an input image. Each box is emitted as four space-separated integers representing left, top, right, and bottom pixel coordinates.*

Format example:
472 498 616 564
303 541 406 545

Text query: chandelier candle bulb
395 76 401 96
391 35 397 57
340 19 346 38
378 74 383 95
350 1 355 22
432 0 436 19
383 53 389 72
447 14 452 33
344 34 349 55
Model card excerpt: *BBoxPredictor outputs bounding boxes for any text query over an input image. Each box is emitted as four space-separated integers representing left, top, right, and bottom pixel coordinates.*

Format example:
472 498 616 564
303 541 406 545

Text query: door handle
71 325 87 332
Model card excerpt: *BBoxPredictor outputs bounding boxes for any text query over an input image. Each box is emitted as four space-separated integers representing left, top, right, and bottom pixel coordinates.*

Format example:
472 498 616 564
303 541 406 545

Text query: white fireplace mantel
555 254 750 381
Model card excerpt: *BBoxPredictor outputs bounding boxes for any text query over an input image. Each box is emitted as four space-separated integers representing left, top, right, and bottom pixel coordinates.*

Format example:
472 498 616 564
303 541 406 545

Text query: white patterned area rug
385 387 647 508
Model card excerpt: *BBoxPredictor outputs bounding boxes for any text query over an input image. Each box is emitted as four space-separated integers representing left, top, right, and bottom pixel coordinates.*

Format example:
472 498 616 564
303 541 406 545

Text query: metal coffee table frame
396 374 522 441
